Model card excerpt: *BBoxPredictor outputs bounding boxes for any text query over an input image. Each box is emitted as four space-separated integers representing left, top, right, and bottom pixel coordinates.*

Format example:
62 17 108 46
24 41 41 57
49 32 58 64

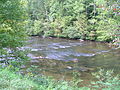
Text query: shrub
62 26 81 39
96 19 119 42
44 30 55 37
0 69 38 90
91 69 120 89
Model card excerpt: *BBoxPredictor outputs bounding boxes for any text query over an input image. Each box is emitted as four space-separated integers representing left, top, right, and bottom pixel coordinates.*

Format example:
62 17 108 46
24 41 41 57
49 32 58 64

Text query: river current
24 37 120 84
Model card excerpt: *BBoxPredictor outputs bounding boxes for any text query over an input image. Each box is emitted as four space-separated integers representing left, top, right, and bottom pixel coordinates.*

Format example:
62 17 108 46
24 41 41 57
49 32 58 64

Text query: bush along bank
27 0 120 46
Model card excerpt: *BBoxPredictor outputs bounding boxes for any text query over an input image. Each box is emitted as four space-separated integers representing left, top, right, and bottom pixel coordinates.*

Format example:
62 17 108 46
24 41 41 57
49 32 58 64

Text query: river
24 37 120 85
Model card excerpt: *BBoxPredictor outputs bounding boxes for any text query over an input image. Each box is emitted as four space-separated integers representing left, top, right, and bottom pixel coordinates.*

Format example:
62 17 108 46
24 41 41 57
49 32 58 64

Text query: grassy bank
0 68 89 90
0 68 120 90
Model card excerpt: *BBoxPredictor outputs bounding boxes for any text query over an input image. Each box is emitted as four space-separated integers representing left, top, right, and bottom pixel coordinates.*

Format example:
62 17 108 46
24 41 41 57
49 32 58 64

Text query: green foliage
0 0 29 68
44 30 55 37
1 1 119 89
27 0 120 45
27 20 44 36
96 18 119 42
91 69 120 89
1 68 120 90
0 69 38 90
0 0 28 48
62 26 81 39
0 68 90 90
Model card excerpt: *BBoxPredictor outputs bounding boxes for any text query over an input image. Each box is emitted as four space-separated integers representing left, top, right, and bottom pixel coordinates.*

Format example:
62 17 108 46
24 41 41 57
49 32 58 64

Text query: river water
25 37 120 84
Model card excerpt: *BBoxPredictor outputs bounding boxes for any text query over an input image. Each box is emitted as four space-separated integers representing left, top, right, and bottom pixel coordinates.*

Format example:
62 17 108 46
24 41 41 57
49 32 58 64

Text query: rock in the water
79 39 84 42
75 66 95 72
30 60 39 63
72 58 79 62
66 66 72 69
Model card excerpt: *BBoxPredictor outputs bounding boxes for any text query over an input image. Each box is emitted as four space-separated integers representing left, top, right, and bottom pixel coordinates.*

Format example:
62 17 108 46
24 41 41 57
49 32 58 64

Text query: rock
30 60 39 63
51 62 57 66
76 66 95 72
31 49 39 51
66 66 72 69
59 46 66 48
20 65 26 68
48 37 52 39
72 58 79 62
66 65 95 72
79 39 84 42
0 58 5 62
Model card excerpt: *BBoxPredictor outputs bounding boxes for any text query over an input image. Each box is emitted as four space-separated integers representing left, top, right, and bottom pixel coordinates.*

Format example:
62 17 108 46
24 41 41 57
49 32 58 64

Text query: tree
0 0 27 48
0 0 28 64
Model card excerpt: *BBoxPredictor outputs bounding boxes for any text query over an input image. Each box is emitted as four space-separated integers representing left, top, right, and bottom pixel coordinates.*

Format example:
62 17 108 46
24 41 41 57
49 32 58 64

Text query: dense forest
27 0 120 43
0 0 120 89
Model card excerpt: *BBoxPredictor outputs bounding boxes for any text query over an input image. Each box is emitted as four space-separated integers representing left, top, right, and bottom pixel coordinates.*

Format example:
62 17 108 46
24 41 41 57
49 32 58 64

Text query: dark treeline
27 0 120 44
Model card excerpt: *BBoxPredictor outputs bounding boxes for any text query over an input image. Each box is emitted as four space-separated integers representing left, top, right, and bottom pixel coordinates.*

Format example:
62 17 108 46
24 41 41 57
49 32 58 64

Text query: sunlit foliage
0 0 27 49
27 0 120 45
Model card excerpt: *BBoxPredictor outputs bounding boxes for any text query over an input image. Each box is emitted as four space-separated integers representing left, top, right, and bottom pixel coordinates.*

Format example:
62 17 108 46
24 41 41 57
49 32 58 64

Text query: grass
0 67 120 90
0 68 90 90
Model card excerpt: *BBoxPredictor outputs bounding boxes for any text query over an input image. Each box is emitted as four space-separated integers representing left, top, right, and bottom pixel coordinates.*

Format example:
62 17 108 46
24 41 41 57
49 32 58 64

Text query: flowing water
24 37 120 84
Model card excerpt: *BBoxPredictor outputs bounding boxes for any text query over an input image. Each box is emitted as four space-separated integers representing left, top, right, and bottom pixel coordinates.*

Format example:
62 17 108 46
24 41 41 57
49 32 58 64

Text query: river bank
31 35 120 48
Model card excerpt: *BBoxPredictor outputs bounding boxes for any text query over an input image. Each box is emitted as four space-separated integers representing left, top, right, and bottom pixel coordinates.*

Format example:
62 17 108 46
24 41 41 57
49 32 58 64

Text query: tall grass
0 68 89 90
0 68 120 90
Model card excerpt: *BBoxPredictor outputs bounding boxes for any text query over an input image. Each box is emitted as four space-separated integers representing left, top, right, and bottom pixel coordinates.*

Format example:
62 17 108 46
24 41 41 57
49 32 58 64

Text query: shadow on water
24 37 120 85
